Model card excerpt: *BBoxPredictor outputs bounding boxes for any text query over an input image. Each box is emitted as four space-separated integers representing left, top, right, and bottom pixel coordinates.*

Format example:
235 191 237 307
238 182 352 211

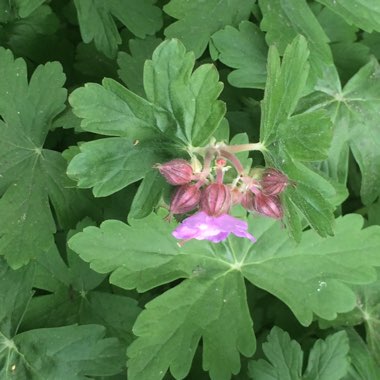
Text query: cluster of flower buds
155 141 292 243
156 153 290 220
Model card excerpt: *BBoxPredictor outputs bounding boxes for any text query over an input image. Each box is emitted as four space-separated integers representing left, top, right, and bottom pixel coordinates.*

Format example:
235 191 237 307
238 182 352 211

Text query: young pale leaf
316 0 380 33
163 0 254 58
144 39 226 146
260 36 335 239
300 57 380 205
211 21 267 89
260 36 310 145
74 0 162 58
0 48 87 268
248 327 349 380
259 0 339 91
68 212 380 380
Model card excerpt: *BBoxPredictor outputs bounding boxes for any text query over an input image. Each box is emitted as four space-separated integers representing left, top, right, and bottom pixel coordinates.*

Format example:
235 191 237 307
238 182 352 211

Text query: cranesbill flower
172 211 256 243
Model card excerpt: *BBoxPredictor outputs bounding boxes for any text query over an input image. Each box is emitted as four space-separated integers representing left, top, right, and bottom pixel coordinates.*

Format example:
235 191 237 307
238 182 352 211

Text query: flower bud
241 190 255 211
230 186 243 205
261 168 289 196
253 192 283 219
170 184 201 215
156 159 193 185
200 183 232 216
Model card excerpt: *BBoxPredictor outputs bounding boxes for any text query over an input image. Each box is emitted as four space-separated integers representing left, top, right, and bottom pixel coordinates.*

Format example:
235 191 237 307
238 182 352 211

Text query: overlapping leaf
0 48 89 268
69 39 226 197
73 0 162 58
68 211 380 380
164 0 254 58
259 36 335 240
299 57 380 205
316 0 380 33
20 220 141 346
344 328 380 379
211 21 267 89
0 259 124 379
258 0 339 92
248 327 349 380
117 36 162 97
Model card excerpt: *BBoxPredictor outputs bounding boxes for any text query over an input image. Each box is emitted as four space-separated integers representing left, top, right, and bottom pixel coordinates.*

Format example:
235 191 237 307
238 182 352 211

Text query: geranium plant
1 1 380 379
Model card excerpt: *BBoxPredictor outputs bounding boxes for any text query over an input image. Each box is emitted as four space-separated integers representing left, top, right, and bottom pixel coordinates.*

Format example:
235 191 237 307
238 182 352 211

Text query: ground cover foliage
1 0 380 379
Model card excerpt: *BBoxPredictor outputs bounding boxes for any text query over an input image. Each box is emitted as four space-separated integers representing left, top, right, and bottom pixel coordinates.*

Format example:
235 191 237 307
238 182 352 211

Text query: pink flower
172 211 256 243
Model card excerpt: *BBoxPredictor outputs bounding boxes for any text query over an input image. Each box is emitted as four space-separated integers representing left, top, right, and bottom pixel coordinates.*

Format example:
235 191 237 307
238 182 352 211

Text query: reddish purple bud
156 159 193 185
253 192 283 219
230 186 243 205
241 190 255 211
170 184 201 215
200 183 232 217
261 168 289 196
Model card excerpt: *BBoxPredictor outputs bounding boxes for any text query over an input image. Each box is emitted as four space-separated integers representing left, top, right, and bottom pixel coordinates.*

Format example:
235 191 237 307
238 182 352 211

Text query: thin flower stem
220 149 244 175
195 149 214 188
224 142 266 153
216 166 224 184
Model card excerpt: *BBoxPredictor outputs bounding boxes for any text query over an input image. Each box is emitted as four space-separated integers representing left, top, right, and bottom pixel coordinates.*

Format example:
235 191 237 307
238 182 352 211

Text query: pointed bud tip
156 159 194 185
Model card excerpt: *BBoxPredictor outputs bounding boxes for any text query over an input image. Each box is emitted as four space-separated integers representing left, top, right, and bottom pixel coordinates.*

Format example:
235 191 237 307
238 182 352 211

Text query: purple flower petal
172 212 256 243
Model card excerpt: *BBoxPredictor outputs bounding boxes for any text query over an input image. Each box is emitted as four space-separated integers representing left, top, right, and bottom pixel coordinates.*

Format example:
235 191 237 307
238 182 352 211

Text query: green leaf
21 223 141 346
211 21 267 89
74 0 162 58
3 325 124 379
248 327 349 380
0 258 34 338
69 78 158 140
316 0 380 33
344 328 380 380
303 331 350 380
117 36 162 97
67 138 161 197
129 169 168 219
144 39 226 146
70 39 226 188
260 36 310 145
344 271 380 365
75 42 117 80
314 5 358 43
0 258 125 379
129 273 255 380
0 48 86 268
299 57 380 204
68 212 380 379
163 0 254 58
277 110 333 161
260 36 335 238
258 0 339 92
14 0 46 18
248 327 303 380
